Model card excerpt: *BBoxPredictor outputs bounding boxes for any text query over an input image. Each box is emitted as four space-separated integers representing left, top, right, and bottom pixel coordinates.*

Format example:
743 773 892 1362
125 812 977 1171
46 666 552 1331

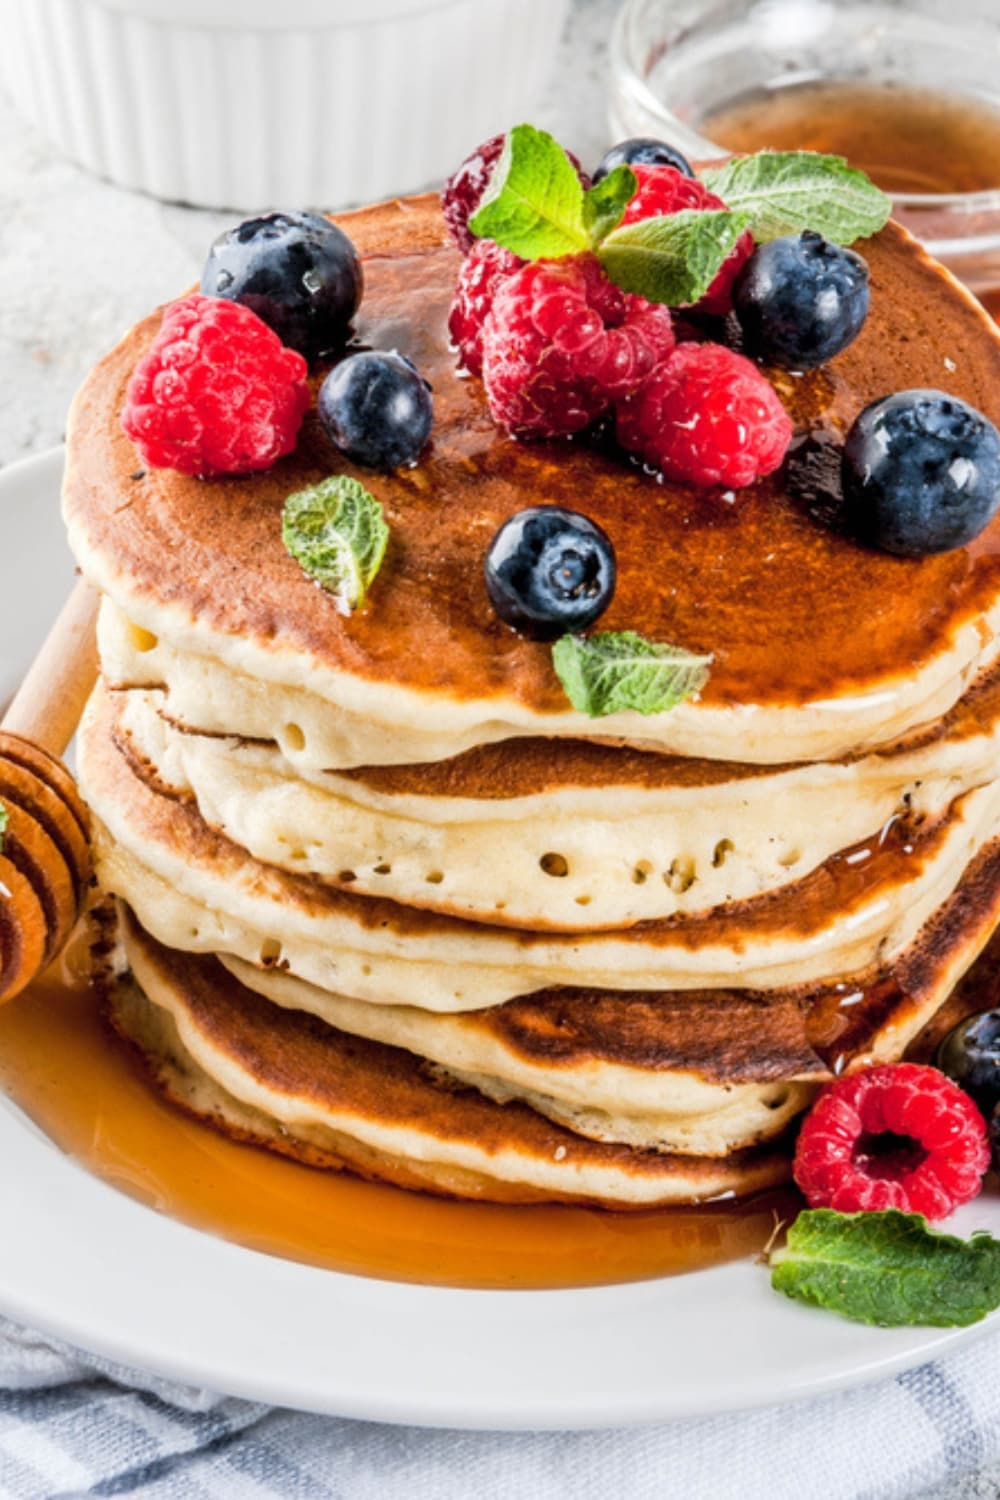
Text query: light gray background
0 0 620 469
0 0 992 1493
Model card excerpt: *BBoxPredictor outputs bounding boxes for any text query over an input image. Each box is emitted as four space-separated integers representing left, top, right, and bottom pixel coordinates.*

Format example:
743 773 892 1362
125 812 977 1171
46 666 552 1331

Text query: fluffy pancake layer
113 917 792 1208
80 683 1000 1009
115 658 1000 931
67 197 1000 770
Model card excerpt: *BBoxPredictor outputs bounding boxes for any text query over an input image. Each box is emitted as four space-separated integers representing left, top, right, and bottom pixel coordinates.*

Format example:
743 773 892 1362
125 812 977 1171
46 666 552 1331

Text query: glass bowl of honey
609 0 1000 315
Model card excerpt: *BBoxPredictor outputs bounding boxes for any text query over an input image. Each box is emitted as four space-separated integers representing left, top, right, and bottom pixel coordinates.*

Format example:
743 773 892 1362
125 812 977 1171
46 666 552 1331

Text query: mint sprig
553 631 711 717
599 208 752 307
770 1210 1000 1328
282 476 389 614
702 151 891 245
468 127 891 308
469 124 590 260
581 164 636 243
469 125 741 305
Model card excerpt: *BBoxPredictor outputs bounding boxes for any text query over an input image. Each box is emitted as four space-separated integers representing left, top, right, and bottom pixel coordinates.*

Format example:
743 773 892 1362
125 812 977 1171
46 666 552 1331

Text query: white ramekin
0 0 570 211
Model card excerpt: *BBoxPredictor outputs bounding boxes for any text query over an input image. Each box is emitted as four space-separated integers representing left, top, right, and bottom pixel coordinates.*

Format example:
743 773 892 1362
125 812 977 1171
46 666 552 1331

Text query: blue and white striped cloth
0 1317 996 1499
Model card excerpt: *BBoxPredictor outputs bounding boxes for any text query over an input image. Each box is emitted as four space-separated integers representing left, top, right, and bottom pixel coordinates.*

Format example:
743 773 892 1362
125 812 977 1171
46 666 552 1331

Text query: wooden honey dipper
0 579 99 1002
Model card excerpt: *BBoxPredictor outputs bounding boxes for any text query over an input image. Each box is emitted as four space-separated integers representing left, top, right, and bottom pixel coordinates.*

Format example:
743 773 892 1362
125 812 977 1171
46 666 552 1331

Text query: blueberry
201 211 363 359
733 231 869 370
318 351 432 470
485 507 616 640
841 389 1000 556
935 1010 1000 1115
592 137 694 183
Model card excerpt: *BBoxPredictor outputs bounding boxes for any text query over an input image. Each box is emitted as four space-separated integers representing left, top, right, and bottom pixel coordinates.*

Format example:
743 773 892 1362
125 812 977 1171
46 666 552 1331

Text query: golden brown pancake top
66 194 1000 714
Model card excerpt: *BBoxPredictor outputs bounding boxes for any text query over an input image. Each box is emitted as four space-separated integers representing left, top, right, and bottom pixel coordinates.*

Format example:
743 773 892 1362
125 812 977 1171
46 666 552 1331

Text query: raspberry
616 342 791 488
482 254 675 439
442 134 590 253
621 165 754 316
794 1063 990 1220
449 239 524 376
121 294 310 477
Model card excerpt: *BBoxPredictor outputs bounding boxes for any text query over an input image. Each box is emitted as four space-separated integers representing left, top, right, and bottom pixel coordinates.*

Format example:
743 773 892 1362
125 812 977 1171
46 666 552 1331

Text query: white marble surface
0 1 993 1494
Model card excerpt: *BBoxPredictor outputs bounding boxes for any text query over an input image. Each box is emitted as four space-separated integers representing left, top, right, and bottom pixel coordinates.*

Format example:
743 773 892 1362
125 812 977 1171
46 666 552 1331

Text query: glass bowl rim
609 0 1000 216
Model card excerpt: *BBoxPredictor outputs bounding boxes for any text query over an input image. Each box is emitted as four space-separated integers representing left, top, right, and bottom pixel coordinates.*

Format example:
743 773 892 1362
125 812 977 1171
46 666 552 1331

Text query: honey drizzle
0 969 796 1290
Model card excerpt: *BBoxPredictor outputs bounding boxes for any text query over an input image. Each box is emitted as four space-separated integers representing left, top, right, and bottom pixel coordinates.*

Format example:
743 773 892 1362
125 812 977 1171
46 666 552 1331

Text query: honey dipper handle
2 578 99 756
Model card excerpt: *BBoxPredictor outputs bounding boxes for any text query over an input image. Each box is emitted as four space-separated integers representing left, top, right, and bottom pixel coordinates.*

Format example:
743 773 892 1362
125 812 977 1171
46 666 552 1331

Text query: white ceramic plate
2 446 999 1429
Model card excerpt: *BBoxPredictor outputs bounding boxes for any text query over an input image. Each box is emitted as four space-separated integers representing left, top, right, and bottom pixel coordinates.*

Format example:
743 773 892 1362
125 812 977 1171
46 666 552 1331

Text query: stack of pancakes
64 194 1000 1208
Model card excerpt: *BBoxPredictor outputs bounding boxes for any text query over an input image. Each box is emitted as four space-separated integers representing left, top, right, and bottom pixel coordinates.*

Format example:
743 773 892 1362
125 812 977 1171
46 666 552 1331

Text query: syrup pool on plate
0 962 796 1290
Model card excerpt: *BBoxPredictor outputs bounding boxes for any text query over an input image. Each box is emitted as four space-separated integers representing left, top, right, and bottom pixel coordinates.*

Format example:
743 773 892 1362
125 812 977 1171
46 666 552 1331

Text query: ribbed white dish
0 0 570 211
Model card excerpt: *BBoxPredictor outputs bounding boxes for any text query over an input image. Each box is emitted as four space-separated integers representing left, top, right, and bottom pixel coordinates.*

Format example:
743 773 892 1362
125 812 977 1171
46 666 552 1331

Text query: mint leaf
702 151 891 245
282 476 389 614
582 165 636 244
469 123 589 260
553 631 711 717
597 209 751 307
771 1210 1000 1328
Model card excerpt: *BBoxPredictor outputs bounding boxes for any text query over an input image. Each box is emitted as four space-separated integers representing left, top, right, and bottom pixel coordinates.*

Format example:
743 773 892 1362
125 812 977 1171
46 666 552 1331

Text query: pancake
79 682 1000 1008
114 652 1000 930
112 917 792 1208
211 825 1000 1157
67 185 1000 1215
66 195 1000 772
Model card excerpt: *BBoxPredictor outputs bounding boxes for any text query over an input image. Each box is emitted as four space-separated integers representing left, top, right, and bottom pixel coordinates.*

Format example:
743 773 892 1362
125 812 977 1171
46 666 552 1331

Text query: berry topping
448 239 524 376
620 165 754 316
841 390 1000 556
616 342 792 489
200 211 363 360
793 1063 990 1220
442 134 589 254
121 294 310 477
593 137 694 183
481 254 675 439
485 506 616 640
318 350 433 471
733 231 870 370
935 1010 1000 1116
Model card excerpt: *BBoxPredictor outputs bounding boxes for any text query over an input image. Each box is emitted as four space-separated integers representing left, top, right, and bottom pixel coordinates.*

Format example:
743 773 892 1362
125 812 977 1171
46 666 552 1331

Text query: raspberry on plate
616 342 791 489
794 1062 991 1220
442 134 589 254
122 295 310 477
482 253 675 440
621 165 754 317
449 239 524 376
